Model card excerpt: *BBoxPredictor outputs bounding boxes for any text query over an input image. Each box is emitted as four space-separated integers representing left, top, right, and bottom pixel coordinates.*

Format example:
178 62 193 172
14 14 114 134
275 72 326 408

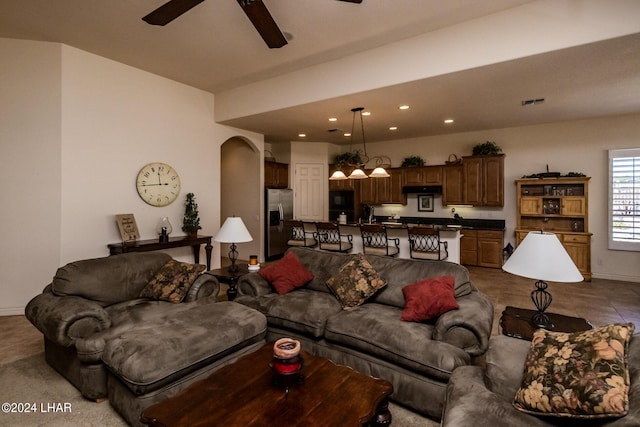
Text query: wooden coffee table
140 343 393 427
500 305 593 340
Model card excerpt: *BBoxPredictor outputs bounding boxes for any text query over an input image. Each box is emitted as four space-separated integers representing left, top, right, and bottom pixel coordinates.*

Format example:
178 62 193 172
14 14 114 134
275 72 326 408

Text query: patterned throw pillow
326 253 387 310
139 260 205 303
259 251 314 295
513 323 635 419
400 276 459 322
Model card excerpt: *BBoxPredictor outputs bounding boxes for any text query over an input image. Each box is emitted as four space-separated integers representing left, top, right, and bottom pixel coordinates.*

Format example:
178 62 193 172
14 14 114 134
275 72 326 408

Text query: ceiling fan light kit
143 0 361 48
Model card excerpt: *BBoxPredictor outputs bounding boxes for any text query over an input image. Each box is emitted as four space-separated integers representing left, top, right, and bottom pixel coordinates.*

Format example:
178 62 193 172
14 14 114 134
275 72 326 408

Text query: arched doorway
220 137 261 263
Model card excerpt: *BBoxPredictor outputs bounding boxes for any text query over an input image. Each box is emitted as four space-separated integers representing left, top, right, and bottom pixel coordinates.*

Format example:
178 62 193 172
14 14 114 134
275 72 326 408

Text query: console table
108 235 213 270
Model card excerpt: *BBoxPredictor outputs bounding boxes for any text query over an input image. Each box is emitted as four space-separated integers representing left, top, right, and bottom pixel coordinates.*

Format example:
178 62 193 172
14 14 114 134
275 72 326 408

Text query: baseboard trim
0 307 25 316
592 272 640 283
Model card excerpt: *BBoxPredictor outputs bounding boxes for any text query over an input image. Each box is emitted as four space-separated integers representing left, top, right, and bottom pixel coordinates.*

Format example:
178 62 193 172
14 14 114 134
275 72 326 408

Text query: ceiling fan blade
143 0 205 26
337 0 363 3
237 0 287 49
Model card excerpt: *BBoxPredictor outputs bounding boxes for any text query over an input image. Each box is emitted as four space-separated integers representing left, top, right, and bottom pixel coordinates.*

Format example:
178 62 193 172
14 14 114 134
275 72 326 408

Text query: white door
294 163 325 221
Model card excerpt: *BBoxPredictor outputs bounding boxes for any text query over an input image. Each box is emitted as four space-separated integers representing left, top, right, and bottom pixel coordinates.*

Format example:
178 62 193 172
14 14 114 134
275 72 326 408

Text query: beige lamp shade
329 170 348 180
369 167 390 178
348 168 368 179
502 231 583 282
214 217 253 243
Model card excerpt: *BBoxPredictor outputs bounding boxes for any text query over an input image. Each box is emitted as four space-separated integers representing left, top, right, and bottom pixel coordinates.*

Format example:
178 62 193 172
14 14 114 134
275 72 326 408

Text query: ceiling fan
143 0 363 49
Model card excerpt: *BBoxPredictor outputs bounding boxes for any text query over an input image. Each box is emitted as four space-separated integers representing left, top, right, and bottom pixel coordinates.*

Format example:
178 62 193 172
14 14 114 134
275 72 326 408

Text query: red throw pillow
401 276 459 322
259 251 314 295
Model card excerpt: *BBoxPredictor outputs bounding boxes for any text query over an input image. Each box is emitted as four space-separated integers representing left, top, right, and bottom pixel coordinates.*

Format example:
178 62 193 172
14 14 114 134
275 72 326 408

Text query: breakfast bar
338 223 463 263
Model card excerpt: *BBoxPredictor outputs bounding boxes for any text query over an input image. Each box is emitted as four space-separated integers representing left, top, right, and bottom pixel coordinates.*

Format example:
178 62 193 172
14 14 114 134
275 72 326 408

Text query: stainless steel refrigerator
265 188 294 260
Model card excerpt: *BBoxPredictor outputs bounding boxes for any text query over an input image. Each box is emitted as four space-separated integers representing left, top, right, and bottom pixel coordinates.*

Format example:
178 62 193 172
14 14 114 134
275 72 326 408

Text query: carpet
0 353 438 426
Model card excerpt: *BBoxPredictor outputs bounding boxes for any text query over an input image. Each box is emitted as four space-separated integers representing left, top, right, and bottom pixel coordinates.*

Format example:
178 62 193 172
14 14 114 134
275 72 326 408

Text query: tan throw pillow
326 253 387 310
513 323 635 419
139 259 205 303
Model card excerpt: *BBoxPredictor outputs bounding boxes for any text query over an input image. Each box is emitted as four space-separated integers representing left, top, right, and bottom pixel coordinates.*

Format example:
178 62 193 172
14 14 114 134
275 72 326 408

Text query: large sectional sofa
235 246 495 419
25 252 267 426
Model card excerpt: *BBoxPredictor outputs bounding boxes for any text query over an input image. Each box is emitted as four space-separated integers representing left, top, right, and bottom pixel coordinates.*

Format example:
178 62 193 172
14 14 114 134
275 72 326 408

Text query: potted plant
182 193 202 238
400 155 425 167
472 141 502 155
334 151 363 169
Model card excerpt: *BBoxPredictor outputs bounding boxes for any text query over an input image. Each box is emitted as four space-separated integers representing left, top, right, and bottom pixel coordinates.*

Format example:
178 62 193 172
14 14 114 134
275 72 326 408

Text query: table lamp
214 216 253 273
502 231 583 330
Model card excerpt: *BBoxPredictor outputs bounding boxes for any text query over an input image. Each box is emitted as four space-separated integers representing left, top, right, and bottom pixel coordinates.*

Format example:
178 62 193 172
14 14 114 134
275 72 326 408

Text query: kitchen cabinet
402 166 442 186
460 229 478 265
442 165 465 205
375 168 405 204
265 161 288 188
442 155 504 206
462 154 504 206
514 177 591 280
461 229 504 269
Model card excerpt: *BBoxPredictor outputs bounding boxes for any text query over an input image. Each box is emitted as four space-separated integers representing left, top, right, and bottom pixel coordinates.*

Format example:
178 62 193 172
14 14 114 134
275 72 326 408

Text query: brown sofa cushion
139 260 205 303
326 253 387 310
514 323 635 419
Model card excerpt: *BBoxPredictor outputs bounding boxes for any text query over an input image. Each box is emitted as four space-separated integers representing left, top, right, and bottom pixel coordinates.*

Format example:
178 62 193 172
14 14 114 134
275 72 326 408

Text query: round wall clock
136 162 181 207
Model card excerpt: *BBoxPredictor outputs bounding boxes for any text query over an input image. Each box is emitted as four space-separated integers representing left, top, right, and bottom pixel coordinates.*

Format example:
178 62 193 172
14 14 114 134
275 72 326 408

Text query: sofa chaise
25 252 267 426
235 246 494 419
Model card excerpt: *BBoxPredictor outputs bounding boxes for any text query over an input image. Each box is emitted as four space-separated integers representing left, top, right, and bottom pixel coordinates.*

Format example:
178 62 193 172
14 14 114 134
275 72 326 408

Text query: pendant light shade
369 167 390 178
348 168 368 179
329 170 348 180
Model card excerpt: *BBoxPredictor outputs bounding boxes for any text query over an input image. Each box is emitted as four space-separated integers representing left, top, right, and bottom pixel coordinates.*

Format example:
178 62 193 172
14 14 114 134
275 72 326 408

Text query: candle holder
271 338 304 389
248 255 260 271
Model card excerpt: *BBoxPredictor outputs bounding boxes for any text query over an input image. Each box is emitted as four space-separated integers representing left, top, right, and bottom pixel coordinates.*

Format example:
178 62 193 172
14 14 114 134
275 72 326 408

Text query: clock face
136 162 181 207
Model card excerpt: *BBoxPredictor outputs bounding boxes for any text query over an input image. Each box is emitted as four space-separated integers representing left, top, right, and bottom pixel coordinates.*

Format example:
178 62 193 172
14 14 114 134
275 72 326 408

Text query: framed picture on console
115 213 139 241
417 194 434 212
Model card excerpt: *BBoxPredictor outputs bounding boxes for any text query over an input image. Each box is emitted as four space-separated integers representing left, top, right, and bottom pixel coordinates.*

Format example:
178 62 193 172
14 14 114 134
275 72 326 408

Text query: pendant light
347 107 390 179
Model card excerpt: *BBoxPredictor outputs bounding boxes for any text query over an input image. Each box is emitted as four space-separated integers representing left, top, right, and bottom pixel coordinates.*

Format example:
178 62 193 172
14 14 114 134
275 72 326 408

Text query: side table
208 265 250 301
500 306 593 340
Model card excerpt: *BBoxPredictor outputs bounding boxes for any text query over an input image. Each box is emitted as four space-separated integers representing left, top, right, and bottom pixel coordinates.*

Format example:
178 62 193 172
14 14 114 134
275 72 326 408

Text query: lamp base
531 279 554 330
531 312 554 330
227 242 238 274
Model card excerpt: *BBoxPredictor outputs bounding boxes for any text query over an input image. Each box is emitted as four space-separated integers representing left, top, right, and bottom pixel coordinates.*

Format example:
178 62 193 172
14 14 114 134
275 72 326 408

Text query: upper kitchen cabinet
402 166 443 186
265 160 289 188
442 154 504 206
442 165 465 205
376 168 405 204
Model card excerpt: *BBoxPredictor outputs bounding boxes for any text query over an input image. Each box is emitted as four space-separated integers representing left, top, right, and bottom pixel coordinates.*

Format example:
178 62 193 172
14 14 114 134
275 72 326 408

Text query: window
609 149 640 251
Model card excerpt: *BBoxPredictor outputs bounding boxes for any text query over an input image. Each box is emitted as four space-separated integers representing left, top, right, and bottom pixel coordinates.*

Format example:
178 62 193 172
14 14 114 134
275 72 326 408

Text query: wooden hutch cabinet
514 177 592 280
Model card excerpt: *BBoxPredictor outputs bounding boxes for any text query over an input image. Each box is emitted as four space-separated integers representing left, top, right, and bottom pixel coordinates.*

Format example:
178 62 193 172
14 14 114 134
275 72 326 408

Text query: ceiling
2 1 639 144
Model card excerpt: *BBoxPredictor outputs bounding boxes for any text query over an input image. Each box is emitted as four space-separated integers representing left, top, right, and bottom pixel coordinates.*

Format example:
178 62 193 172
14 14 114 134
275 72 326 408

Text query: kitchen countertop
368 216 505 231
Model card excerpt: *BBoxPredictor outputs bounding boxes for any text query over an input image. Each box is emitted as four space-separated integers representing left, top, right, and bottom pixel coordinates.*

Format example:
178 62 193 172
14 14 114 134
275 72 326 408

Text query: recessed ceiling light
389 126 398 131
344 133 351 137
444 119 454 124
399 105 410 110
362 111 371 116
328 117 337 122
298 133 306 137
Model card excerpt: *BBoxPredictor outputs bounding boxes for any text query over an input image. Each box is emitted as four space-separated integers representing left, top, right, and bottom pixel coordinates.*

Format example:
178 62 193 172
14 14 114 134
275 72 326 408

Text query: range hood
402 185 442 194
